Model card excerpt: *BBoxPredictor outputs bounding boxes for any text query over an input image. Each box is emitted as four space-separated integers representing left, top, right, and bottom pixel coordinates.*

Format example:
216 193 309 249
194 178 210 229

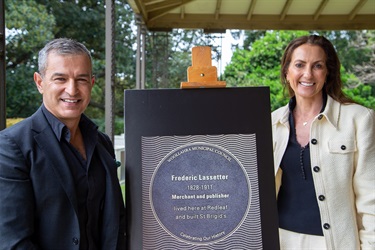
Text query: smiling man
0 38 126 249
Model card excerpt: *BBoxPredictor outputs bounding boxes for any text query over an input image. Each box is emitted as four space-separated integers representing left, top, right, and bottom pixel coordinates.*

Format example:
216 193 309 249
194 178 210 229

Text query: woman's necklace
294 110 315 127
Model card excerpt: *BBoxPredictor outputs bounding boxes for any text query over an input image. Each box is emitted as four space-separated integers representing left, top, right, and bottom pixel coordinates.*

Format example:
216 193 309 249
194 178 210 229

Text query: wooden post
0 0 6 130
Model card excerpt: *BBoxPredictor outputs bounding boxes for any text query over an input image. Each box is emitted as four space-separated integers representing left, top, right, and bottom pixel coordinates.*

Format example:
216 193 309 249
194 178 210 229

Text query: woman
272 35 375 249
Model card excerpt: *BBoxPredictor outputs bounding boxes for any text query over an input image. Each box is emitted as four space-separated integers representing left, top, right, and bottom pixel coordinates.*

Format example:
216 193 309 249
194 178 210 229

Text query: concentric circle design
150 142 251 245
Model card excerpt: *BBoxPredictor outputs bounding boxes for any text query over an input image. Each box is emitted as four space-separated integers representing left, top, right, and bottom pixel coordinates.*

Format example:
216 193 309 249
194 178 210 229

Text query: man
0 38 126 249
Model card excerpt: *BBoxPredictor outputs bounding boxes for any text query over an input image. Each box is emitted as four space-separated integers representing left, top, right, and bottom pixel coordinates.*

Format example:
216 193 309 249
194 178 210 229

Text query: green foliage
340 67 361 88
344 85 375 110
92 117 124 135
120 182 125 200
224 30 374 111
5 2 374 135
249 31 309 71
5 0 55 116
224 31 308 81
317 31 372 72
5 0 136 134
6 118 24 127
146 29 224 89
6 0 55 54
242 31 266 50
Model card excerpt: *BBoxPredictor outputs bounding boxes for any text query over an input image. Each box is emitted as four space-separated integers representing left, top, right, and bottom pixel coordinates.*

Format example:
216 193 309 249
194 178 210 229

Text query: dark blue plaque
151 142 250 245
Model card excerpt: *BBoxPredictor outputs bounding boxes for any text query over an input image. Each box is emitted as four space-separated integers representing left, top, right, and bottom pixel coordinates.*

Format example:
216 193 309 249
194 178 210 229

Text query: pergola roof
128 0 375 31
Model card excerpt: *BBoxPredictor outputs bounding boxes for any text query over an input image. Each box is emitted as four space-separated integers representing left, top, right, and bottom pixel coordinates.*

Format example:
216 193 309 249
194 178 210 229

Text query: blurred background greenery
4 1 374 134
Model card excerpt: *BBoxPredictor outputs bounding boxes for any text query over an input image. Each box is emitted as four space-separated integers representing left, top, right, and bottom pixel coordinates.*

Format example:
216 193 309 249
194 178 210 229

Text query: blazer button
323 223 330 230
72 237 79 245
116 160 121 167
311 139 318 145
341 145 346 150
313 166 320 172
318 195 325 201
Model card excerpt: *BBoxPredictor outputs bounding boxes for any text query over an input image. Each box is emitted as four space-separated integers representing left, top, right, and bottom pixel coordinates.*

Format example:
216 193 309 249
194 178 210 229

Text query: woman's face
286 44 328 100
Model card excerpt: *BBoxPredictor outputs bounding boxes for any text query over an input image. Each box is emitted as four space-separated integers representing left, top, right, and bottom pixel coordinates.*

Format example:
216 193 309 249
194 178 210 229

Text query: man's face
34 52 94 125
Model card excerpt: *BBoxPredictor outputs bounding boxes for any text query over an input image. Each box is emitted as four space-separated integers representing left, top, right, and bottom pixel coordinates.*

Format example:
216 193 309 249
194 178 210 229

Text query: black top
42 105 106 249
277 96 326 236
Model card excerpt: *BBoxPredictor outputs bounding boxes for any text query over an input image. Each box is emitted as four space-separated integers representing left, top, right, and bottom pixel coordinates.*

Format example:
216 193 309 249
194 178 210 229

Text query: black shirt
42 105 106 249
277 96 326 236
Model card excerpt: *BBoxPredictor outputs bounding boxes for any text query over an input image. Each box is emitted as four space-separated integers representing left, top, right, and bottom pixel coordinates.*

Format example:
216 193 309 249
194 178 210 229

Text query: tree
318 31 372 73
145 29 225 89
5 0 55 117
5 0 136 134
6 1 373 133
224 31 309 110
5 0 226 133
242 30 266 50
351 31 375 87
318 30 375 109
223 30 375 110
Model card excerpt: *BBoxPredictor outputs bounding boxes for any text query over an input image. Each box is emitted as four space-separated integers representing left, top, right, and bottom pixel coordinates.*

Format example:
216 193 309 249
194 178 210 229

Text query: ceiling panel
287 1 321 15
323 1 358 14
356 0 375 14
253 0 287 15
184 1 217 13
221 1 251 15
128 0 375 31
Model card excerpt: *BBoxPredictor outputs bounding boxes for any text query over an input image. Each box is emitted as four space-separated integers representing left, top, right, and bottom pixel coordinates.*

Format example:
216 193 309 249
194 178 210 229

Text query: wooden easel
180 46 226 89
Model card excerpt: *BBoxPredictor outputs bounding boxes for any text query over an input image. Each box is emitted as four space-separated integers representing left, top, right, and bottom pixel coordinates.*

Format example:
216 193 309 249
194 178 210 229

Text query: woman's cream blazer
272 95 375 250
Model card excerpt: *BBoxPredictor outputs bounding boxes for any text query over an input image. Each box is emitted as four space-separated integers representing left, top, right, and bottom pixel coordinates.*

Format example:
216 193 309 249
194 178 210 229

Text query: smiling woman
272 35 375 250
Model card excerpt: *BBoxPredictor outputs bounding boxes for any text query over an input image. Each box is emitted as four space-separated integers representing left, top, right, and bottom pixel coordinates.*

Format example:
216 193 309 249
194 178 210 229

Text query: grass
120 182 125 201
6 118 24 127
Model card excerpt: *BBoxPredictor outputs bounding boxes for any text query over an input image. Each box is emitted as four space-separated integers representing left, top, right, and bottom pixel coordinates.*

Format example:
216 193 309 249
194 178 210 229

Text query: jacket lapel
31 108 79 214
322 95 340 129
96 142 120 249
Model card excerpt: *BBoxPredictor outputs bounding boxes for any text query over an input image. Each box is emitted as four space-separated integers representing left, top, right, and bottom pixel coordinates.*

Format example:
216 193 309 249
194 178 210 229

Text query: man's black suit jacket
0 107 126 249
